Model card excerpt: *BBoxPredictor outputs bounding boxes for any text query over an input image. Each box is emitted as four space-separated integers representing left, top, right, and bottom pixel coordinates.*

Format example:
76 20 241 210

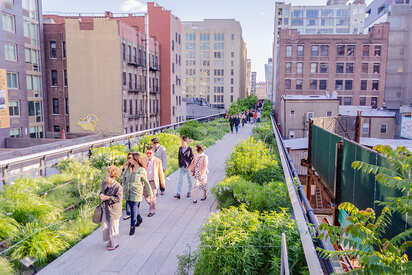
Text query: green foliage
0 257 13 275
225 137 282 184
195 205 307 275
212 176 289 212
261 99 272 118
318 203 410 274
62 204 99 244
90 144 128 169
176 250 199 275
228 95 258 115
0 215 19 241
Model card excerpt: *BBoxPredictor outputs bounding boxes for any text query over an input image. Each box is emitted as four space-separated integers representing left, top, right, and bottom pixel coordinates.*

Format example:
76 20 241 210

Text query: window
129 100 133 115
285 79 291 89
361 80 367 90
363 122 369 135
310 79 317 90
320 45 328 56
285 62 292 73
63 70 67 86
286 45 292 57
230 95 233 103
362 45 369 56
337 45 345 56
123 99 127 113
380 124 387 134
371 97 378 107
346 45 355 56
62 41 66 58
231 69 234 76
122 43 126 60
296 79 303 90
374 45 382 56
319 80 327 90
7 72 18 89
10 128 22 138
346 63 354 73
335 80 343 90
129 73 132 89
51 70 58 86
2 13 15 33
9 101 19 117
361 63 368 73
26 74 41 92
290 110 295 118
336 63 344 73
52 98 59 114
360 97 366 106
50 41 57 58
297 45 304 56
65 97 69 114
310 63 317 73
122 72 126 86
372 80 379 90
344 97 352 105
297 62 303 74
345 80 352 90
338 97 342 105
373 63 380 73
4 43 17 61
319 63 328 73
311 45 319 56
306 112 314 121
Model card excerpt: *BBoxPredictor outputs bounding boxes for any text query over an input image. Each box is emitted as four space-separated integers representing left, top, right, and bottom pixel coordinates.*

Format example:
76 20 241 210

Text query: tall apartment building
364 0 412 110
0 0 46 147
255 82 267 100
245 59 251 97
275 23 389 119
265 58 273 101
272 0 366 104
182 19 247 109
116 2 185 125
251 72 257 94
43 14 161 135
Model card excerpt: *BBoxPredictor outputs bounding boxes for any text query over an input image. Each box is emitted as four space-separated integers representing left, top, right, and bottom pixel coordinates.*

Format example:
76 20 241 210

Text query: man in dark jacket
174 136 194 199
229 116 235 133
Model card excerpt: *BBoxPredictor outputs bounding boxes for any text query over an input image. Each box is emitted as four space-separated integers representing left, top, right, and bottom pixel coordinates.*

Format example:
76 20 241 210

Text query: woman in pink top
189 144 209 203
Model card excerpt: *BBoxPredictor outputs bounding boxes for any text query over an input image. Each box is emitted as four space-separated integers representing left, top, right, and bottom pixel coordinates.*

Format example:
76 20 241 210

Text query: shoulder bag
92 203 103 224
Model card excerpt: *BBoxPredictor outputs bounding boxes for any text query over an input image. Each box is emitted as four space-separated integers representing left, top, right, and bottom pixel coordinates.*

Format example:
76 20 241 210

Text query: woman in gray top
100 166 123 251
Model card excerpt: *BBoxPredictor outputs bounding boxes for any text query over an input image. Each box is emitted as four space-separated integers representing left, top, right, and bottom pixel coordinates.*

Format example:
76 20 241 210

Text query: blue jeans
177 167 193 194
126 201 141 227
235 125 239 133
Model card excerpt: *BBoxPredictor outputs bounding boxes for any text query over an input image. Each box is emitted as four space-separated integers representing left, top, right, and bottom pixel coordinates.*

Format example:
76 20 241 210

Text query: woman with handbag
123 153 153 236
189 144 209 204
99 166 123 251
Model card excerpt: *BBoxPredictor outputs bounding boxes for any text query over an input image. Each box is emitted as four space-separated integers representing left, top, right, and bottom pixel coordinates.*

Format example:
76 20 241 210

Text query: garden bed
0 118 229 274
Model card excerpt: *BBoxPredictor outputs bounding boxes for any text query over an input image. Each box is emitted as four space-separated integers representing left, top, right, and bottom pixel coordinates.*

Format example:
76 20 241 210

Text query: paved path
39 124 253 275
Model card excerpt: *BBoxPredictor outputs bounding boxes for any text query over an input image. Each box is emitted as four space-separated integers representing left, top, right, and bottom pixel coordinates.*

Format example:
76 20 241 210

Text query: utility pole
145 13 150 129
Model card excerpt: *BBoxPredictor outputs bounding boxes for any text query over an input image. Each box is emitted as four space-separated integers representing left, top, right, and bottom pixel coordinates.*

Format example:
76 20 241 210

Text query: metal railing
270 115 343 275
0 113 226 186
280 233 290 275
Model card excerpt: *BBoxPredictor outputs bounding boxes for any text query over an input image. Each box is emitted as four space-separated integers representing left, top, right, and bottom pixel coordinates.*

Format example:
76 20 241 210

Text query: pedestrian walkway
38 124 253 275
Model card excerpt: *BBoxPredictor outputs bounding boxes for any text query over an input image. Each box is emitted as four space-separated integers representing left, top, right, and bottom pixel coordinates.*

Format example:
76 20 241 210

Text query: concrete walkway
39 124 253 275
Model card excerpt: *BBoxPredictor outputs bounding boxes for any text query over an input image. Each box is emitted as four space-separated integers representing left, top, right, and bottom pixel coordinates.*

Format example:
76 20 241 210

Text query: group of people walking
228 109 262 134
98 137 209 251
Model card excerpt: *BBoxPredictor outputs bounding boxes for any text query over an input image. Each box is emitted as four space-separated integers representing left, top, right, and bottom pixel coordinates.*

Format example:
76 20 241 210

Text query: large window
336 63 344 73
296 79 303 90
337 45 345 56
346 63 354 73
320 63 328 73
26 74 41 92
286 45 292 57
285 62 292 73
373 63 380 73
361 63 368 73
297 45 304 56
24 21 39 46
311 45 319 56
362 45 369 56
319 80 327 90
4 43 17 61
335 80 343 90
320 45 328 56
371 97 378 107
372 80 379 90
9 101 19 117
10 128 22 138
23 0 39 20
49 41 57 58
25 48 40 71
7 72 18 89
361 80 367 90
51 70 58 86
297 62 303 74
345 80 353 90
310 63 318 73
346 45 355 56
380 124 387 134
343 97 352 105
374 45 382 56
285 79 291 89
2 13 15 33
360 97 366 106
52 98 59 114
306 9 319 18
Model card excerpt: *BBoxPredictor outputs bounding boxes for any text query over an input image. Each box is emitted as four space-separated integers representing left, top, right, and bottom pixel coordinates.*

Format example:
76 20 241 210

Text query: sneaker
193 200 197 204
147 212 155 217
129 226 135 236
136 215 143 227
107 244 119 251
174 194 181 199
186 192 191 198
123 215 130 220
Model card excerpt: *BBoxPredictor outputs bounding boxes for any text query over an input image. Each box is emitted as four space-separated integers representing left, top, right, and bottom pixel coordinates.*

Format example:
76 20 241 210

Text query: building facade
264 58 273 101
182 19 247 109
251 71 256 94
272 0 367 105
276 23 389 119
43 14 160 135
255 82 267 100
245 59 251 97
0 0 46 147
280 95 339 139
117 2 185 125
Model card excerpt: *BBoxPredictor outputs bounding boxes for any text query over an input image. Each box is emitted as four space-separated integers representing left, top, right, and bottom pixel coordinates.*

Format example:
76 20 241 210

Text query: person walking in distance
144 146 165 217
189 144 209 203
152 137 167 195
174 136 194 199
241 113 246 127
253 111 258 124
121 153 133 220
100 166 123 250
229 115 235 134
122 153 152 235
234 115 241 134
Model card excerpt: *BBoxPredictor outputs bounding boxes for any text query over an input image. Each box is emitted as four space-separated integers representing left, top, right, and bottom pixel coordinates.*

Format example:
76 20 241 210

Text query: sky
42 0 371 82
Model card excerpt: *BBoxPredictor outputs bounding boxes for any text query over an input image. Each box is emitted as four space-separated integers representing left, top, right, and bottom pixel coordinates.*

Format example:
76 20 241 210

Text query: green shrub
90 144 128 169
0 215 19 241
0 257 13 275
63 204 98 244
195 205 307 275
177 125 203 140
225 137 281 184
212 176 289 211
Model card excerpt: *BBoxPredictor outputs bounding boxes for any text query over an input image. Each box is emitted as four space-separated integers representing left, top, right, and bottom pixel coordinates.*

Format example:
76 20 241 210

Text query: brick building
275 23 389 119
43 14 160 135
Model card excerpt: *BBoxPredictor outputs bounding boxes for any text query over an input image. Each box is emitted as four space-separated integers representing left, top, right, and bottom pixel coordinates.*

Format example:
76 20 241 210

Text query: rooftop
282 94 338 101
339 106 396 117
360 137 412 151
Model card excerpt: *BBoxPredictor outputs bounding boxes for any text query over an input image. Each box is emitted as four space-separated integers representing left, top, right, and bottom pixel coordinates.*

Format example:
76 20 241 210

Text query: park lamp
20 256 37 274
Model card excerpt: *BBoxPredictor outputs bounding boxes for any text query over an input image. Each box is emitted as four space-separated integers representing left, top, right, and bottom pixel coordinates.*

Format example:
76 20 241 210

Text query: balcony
128 59 138 67
150 63 160 71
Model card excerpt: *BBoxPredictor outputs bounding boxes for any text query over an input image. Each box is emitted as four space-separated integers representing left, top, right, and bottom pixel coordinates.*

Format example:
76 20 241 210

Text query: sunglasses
146 151 153 155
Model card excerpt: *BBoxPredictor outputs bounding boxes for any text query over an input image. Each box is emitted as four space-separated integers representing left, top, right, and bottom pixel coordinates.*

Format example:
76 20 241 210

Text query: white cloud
120 0 147 13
